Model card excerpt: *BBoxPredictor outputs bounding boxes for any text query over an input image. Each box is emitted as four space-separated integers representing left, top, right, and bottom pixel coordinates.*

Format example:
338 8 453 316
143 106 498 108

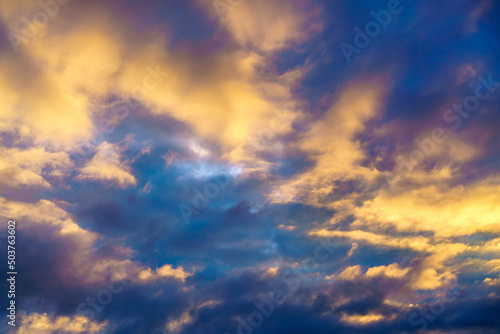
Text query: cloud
0 197 162 287
365 263 410 279
345 242 358 259
387 133 481 189
0 197 97 244
352 177 500 238
278 224 297 231
75 141 137 188
340 312 385 326
467 0 493 33
0 55 93 150
262 266 279 278
138 264 194 283
309 229 467 291
0 146 72 189
309 229 432 252
270 78 389 207
203 0 322 51
165 311 194 334
336 265 362 280
0 0 323 182
483 277 500 287
0 1 499 333
14 313 107 334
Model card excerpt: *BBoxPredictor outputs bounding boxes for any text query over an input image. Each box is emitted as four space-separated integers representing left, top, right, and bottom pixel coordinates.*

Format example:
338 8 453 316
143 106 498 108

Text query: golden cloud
0 146 72 189
16 312 107 334
75 141 136 188
270 78 389 206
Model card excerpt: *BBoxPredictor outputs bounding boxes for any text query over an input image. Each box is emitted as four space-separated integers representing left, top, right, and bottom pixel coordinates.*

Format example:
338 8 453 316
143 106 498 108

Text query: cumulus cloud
138 264 194 283
0 197 98 244
14 313 107 334
349 176 500 238
201 0 323 51
0 146 72 189
270 78 389 206
336 265 363 280
0 197 183 287
75 141 136 188
365 263 410 279
0 0 325 182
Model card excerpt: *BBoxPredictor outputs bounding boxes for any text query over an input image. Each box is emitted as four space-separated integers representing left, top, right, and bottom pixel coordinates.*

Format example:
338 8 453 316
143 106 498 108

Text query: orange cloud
270 78 389 206
138 264 194 283
16 312 107 334
75 142 136 188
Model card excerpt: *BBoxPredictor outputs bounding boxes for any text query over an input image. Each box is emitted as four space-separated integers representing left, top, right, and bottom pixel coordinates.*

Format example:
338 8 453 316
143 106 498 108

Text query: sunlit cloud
269 78 389 207
16 313 107 334
75 141 136 188
138 264 194 283
1 0 499 332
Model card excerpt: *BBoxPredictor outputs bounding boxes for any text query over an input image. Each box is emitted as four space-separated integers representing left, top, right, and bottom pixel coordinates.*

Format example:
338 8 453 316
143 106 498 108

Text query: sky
0 0 499 333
